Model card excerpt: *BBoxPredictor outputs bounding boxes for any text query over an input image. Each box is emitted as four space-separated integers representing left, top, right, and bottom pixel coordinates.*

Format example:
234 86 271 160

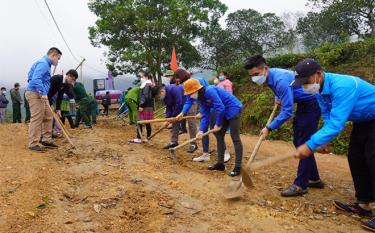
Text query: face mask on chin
303 75 321 94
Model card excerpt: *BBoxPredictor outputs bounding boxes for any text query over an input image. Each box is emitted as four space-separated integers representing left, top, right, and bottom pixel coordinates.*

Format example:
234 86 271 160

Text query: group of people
0 83 31 124
122 55 374 231
5 46 374 231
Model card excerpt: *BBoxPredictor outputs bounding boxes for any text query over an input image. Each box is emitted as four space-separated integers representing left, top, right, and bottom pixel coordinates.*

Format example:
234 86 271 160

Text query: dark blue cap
291 58 321 86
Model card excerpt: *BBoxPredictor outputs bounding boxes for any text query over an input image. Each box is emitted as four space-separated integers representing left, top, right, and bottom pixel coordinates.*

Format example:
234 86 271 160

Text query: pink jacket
217 79 233 94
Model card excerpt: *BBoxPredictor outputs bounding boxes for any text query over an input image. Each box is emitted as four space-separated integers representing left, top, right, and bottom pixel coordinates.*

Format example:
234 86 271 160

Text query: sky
0 0 309 88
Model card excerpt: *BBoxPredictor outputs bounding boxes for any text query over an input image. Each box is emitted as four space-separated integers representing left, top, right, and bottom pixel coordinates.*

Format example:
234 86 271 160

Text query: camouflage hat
164 70 174 77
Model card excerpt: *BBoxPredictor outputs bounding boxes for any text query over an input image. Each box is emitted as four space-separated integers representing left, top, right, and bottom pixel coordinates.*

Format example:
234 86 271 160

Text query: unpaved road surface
0 119 368 232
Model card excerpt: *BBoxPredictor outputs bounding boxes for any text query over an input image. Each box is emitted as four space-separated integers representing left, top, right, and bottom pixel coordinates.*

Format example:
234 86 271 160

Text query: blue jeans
293 99 321 189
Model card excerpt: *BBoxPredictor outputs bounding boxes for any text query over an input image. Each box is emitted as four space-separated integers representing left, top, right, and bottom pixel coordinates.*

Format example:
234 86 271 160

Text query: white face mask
303 76 321 94
190 92 198 99
1 90 6 94
218 76 225 81
252 76 266 86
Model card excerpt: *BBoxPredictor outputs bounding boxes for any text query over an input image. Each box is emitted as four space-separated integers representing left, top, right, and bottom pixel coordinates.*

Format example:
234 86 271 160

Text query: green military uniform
10 88 22 123
88 95 97 124
125 86 140 125
73 82 91 127
24 91 30 123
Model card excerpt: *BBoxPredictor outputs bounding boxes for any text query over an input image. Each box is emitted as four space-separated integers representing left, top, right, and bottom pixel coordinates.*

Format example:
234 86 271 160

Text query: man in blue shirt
25 47 62 153
183 79 244 176
292 59 375 231
244 55 323 197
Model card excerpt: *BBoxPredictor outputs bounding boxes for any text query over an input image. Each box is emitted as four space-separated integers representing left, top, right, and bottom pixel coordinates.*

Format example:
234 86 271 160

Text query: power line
84 63 108 76
42 0 108 77
43 0 79 62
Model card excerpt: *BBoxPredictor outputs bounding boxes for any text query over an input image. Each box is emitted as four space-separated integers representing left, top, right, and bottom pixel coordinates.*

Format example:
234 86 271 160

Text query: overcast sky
0 0 308 88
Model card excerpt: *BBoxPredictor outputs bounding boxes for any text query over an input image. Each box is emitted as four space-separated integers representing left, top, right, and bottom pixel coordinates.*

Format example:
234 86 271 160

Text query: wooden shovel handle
245 104 278 168
46 102 75 148
170 129 217 151
147 124 168 140
250 154 295 171
138 115 197 125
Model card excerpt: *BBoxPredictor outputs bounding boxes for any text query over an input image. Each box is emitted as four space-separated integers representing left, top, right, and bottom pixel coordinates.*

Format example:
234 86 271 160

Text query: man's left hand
260 127 270 138
295 144 313 159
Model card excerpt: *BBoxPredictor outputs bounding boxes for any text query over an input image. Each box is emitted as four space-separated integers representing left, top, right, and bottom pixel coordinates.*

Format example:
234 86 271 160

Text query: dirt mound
0 120 366 232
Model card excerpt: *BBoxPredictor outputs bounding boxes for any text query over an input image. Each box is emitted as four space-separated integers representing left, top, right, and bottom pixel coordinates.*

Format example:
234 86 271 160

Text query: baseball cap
291 58 321 86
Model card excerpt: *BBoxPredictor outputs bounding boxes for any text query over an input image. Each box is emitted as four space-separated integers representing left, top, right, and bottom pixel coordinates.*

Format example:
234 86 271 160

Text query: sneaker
224 150 231 163
40 142 58 149
142 139 148 143
84 125 92 129
187 144 198 153
193 153 210 162
208 163 225 171
362 218 375 232
281 184 308 197
308 180 325 189
333 200 373 218
163 142 178 150
129 138 142 144
229 167 241 177
29 145 45 153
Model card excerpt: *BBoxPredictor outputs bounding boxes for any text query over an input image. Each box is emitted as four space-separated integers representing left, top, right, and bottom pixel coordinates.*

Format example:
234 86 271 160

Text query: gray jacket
0 94 9 108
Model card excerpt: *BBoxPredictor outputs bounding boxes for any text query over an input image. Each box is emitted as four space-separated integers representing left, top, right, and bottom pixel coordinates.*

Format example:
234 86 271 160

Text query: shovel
137 115 197 125
46 102 75 149
169 129 217 160
224 153 295 199
147 124 169 141
224 104 278 199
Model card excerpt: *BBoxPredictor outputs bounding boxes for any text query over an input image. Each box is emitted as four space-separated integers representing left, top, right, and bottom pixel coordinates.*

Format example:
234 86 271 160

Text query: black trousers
348 120 375 203
103 105 109 116
137 123 152 139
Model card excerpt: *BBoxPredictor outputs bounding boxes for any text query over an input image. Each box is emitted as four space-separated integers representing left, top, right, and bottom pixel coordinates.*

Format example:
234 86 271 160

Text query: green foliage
308 0 375 38
297 9 351 50
88 0 227 83
267 53 308 69
202 8 289 69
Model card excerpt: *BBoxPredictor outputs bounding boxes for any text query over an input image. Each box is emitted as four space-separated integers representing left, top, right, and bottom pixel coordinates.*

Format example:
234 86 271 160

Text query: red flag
170 47 179 72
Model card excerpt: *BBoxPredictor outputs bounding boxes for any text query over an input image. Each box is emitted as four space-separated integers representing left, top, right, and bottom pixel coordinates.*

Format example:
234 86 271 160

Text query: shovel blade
223 179 245 199
241 166 254 188
169 149 177 160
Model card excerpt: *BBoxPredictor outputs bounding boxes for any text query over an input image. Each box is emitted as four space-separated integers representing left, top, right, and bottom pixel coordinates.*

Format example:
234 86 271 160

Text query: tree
198 13 232 70
280 12 305 53
308 0 375 38
297 8 351 50
225 9 287 59
88 0 226 83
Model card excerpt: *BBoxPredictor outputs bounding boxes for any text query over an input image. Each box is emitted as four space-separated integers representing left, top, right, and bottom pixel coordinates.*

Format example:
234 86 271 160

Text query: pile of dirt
0 120 367 232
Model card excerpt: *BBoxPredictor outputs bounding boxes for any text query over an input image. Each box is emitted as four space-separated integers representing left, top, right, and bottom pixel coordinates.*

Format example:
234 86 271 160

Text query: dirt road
0 119 368 232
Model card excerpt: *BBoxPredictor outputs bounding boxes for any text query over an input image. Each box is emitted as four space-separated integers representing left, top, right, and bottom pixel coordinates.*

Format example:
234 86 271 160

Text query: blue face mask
218 76 225 81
